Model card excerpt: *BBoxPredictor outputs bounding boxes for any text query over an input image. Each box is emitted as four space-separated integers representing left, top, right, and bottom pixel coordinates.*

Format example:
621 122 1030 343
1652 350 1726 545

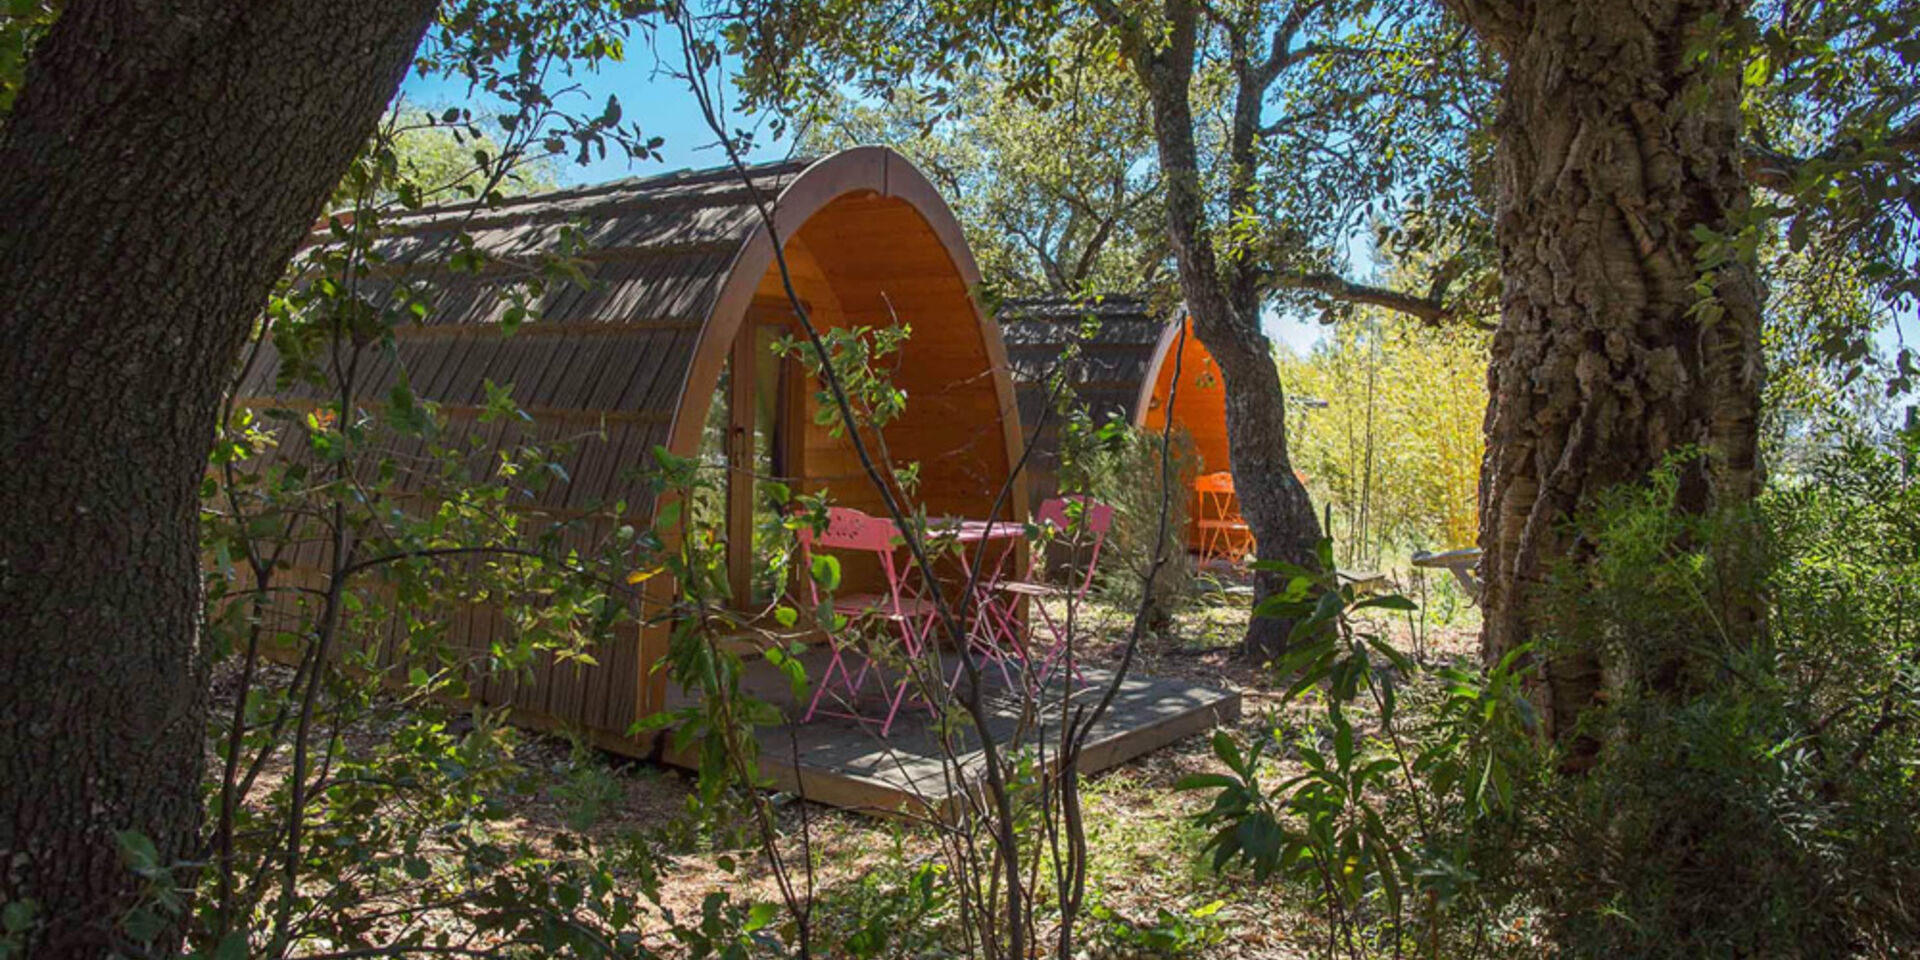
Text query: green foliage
807 855 954 959
1181 439 1920 956
1179 549 1478 951
728 0 1502 320
775 324 913 437
551 742 627 833
0 0 56 117
1277 311 1489 566
1512 445 1920 956
1742 0 1920 398
1085 896 1225 957
363 107 562 210
1063 414 1196 621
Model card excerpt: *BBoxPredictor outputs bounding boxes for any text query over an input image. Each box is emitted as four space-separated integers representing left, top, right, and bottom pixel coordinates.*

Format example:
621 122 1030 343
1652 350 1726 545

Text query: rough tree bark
0 1 437 954
1117 0 1326 657
1449 0 1764 739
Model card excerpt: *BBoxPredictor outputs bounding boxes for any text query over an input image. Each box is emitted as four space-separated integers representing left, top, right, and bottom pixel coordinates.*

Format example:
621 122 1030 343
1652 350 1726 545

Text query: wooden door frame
726 297 812 606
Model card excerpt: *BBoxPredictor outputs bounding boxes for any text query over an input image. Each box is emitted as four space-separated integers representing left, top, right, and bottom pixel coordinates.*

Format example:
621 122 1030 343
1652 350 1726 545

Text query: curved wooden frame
641 147 1032 721
669 147 1026 491
1131 313 1230 471
1132 313 1188 428
1131 314 1239 553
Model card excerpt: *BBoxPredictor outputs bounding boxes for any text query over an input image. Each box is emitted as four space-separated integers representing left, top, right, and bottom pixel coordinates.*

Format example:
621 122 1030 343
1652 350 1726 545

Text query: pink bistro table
927 517 1029 689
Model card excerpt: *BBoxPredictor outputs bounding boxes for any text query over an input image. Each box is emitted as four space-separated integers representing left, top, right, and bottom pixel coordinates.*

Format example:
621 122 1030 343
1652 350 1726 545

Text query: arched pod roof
238 147 1026 532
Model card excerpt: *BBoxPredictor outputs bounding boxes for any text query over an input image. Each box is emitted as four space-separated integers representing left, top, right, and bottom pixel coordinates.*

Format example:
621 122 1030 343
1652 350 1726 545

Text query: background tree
367 107 563 207
730 0 1496 653
801 41 1172 297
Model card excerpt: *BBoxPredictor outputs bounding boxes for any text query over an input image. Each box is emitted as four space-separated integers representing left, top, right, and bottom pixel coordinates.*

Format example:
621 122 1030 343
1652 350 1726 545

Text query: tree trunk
0 1 436 954
1210 318 1324 658
1453 0 1764 739
1130 0 1324 659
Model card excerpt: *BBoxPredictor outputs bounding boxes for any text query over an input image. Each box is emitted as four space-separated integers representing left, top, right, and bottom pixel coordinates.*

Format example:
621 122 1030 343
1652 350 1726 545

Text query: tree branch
1744 115 1920 194
1277 269 1491 329
1256 0 1328 86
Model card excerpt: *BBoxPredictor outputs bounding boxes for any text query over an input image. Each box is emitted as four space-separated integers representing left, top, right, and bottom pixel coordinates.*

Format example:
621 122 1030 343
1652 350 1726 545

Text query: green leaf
745 901 778 932
121 907 167 943
1174 772 1241 792
2 900 35 934
809 554 842 591
654 499 682 533
1354 594 1417 612
115 830 159 871
208 932 249 960
1364 635 1418 674
1210 730 1246 775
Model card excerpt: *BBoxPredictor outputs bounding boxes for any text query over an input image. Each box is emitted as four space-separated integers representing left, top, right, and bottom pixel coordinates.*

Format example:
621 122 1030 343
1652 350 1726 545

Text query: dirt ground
211 579 1481 958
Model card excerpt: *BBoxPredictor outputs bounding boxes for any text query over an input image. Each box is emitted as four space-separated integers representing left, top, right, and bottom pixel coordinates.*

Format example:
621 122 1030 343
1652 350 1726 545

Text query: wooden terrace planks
658 651 1240 817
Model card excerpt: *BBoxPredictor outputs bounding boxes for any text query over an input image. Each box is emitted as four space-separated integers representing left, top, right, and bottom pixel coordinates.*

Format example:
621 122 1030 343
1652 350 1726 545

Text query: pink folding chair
986 496 1115 687
794 507 940 737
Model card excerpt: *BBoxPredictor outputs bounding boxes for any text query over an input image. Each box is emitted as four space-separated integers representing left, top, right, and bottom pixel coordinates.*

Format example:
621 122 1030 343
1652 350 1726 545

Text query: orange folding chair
1193 471 1253 566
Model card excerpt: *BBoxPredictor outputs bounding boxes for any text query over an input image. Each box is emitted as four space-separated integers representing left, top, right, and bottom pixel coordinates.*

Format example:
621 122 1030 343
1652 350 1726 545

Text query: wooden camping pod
234 147 1029 752
995 299 1243 552
1135 315 1247 553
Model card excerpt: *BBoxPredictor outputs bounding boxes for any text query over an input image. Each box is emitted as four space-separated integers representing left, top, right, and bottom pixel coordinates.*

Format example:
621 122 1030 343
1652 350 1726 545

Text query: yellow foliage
1278 313 1488 567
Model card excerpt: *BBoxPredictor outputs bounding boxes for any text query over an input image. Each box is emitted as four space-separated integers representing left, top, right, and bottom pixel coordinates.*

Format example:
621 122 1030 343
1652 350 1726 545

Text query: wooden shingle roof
236 157 819 528
995 294 1170 497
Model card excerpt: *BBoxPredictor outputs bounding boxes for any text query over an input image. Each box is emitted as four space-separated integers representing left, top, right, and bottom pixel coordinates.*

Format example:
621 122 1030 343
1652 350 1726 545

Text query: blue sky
399 51 782 181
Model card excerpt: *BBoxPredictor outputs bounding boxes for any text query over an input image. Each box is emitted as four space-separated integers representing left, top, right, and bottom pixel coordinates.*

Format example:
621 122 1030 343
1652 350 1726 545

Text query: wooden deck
661 650 1240 817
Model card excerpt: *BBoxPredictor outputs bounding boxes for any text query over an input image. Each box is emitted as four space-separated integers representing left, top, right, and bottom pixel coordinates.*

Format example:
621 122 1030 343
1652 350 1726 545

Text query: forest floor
213 579 1482 958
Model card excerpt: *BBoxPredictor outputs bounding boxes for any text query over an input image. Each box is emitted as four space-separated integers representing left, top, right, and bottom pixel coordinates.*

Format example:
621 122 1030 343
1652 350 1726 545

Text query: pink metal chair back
798 506 899 553
1033 496 1114 600
795 506 914 615
793 506 937 736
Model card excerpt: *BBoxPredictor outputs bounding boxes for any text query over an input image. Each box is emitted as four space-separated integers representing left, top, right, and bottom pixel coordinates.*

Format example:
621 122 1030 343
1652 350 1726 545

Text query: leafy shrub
1519 442 1920 957
1181 438 1920 957
1062 413 1196 625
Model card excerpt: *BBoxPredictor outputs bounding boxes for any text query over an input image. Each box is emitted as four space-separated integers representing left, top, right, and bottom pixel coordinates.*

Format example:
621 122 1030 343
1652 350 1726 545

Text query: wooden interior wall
698 191 1018 601
746 233 890 597
1144 318 1232 550
807 193 1011 512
